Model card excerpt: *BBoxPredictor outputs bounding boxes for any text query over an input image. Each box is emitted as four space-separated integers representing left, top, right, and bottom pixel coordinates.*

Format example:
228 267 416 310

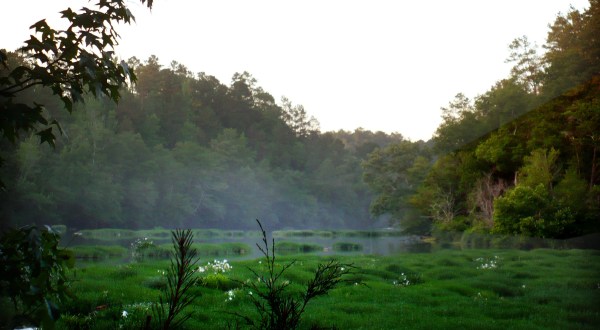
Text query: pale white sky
2 0 590 141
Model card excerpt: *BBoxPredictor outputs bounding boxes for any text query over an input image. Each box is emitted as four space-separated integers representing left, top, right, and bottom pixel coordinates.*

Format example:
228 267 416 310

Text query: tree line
0 52 406 230
2 0 598 238
363 1 600 238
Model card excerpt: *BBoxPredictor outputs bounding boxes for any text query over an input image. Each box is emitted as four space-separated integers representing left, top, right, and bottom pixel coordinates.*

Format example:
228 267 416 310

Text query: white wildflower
200 259 232 273
226 289 236 301
476 256 501 270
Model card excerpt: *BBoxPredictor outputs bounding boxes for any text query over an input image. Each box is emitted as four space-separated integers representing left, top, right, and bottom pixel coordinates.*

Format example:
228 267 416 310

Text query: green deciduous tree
518 148 560 189
492 184 553 237
362 140 431 225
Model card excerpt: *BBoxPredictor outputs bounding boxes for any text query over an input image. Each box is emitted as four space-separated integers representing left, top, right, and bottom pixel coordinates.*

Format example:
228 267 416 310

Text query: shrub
0 225 74 329
493 184 577 238
152 229 200 330
493 184 550 236
232 220 357 330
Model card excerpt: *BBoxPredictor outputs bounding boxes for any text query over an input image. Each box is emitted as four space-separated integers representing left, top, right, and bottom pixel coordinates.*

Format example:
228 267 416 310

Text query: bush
493 184 576 238
493 184 550 236
232 220 357 329
0 226 74 329
198 274 238 291
436 215 472 232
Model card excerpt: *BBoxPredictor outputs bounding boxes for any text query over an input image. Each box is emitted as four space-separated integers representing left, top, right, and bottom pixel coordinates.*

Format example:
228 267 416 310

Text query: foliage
403 2 600 238
553 166 589 215
54 247 600 329
492 183 579 238
0 55 377 230
0 0 153 148
131 237 157 260
362 140 431 224
152 229 199 329
518 148 560 189
233 220 356 329
0 225 74 329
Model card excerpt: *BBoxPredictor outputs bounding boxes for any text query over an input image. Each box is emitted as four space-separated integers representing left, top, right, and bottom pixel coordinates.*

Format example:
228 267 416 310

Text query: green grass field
57 247 600 329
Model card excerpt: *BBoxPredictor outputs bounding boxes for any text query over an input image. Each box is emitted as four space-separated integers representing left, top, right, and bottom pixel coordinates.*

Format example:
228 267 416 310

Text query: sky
1 0 591 141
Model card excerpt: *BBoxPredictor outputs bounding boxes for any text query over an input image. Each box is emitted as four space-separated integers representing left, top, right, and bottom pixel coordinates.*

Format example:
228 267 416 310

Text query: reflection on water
64 229 600 263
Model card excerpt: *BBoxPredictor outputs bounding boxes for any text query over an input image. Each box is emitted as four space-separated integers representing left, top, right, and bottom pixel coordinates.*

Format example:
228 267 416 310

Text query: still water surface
65 229 598 262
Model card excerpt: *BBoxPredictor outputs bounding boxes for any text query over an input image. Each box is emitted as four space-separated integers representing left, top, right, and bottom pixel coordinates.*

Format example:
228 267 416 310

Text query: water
64 230 429 261
64 229 600 264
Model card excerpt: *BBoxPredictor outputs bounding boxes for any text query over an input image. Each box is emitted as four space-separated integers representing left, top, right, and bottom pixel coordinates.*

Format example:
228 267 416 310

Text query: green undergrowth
57 248 600 329
71 245 128 259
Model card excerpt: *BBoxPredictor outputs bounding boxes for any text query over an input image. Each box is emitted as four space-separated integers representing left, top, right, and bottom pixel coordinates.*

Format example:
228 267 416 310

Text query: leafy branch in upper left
0 0 153 149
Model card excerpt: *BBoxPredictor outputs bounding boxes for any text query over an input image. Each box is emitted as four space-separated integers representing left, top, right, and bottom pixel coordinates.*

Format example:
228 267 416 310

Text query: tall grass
58 248 600 329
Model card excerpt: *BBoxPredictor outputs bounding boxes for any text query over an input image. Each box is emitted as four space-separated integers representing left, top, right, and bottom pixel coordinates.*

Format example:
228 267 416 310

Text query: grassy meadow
57 244 599 329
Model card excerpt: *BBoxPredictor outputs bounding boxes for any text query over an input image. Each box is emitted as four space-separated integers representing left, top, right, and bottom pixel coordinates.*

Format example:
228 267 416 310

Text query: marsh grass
57 248 599 329
274 241 323 254
71 245 128 259
71 242 251 262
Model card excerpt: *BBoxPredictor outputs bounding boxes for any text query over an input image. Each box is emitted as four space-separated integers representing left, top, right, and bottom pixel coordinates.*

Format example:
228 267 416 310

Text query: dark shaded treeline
363 1 600 238
0 54 405 230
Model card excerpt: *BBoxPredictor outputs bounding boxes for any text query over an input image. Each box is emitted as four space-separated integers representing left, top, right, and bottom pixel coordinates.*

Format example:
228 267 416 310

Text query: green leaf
36 127 57 147
9 66 30 80
29 19 48 31
60 8 76 20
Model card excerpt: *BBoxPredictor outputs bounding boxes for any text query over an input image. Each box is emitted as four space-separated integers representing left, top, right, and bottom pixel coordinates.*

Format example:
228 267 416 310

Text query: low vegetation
52 246 598 329
76 228 261 241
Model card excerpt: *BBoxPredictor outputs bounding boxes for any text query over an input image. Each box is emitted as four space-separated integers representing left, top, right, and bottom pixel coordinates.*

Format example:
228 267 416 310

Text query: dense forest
364 1 600 238
0 53 407 230
1 1 599 239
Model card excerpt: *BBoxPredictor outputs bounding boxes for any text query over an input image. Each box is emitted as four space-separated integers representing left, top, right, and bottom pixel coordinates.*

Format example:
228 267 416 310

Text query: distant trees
281 97 320 138
362 141 430 220
1 50 381 230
